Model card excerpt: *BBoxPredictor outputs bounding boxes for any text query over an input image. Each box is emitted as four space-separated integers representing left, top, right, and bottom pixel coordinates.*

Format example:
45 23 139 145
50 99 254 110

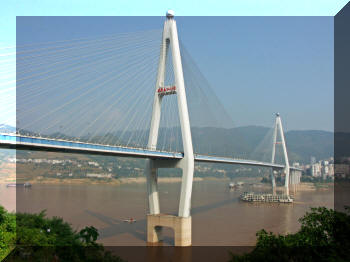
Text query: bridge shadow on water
84 209 148 243
191 197 238 215
84 195 238 246
84 196 249 261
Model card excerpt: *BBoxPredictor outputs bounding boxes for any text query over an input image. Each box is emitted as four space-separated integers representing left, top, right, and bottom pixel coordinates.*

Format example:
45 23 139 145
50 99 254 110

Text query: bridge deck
0 134 301 171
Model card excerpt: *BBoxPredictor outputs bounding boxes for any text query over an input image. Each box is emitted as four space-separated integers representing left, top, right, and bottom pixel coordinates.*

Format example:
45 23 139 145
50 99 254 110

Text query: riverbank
0 176 334 189
118 177 205 184
5 176 208 185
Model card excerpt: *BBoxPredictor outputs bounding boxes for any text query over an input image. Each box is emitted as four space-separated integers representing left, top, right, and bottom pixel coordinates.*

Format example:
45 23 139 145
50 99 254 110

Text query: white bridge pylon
146 11 194 218
145 11 194 246
271 113 291 196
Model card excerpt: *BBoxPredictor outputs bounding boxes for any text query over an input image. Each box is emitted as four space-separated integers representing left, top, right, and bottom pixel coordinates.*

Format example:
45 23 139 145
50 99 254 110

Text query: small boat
279 198 293 203
229 182 235 189
123 218 136 223
6 183 32 188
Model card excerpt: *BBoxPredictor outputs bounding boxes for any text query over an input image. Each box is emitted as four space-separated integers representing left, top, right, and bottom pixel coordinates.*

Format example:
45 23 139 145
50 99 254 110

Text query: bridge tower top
166 9 175 18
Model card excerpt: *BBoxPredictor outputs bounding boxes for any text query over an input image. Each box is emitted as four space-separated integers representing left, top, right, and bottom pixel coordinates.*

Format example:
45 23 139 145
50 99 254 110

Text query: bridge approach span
0 133 301 171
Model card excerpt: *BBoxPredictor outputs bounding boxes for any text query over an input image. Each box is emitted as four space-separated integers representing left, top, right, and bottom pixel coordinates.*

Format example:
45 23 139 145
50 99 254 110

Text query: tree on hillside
230 207 350 262
0 206 16 261
0 206 125 262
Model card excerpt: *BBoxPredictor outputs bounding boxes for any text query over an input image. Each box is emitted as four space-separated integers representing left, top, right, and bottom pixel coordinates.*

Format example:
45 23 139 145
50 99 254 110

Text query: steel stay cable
16 38 159 90
17 40 159 106
16 33 160 75
111 61 159 147
86 49 159 145
35 46 160 138
76 53 158 143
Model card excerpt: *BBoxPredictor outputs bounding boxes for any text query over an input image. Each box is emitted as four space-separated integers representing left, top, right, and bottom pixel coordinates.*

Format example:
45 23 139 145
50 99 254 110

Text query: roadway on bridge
0 133 301 171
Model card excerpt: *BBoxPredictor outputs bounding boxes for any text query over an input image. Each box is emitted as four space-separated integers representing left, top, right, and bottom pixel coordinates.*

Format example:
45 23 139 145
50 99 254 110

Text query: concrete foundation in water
147 214 192 246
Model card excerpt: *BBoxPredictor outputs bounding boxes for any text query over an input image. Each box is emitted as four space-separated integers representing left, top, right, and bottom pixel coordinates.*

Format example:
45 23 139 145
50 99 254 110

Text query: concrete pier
147 214 192 246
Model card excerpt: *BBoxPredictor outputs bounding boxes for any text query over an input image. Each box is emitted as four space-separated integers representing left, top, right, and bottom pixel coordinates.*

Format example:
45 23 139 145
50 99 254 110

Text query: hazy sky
15 16 334 131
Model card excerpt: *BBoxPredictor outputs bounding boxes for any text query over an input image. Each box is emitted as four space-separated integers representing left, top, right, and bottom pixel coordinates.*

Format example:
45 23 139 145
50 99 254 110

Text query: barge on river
240 192 293 203
6 183 32 188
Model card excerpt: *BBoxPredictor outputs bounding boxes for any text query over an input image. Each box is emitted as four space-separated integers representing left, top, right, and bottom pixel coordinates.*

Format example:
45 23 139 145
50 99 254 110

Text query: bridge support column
146 160 161 215
146 158 193 246
147 214 192 246
271 118 278 195
271 169 276 195
290 170 295 195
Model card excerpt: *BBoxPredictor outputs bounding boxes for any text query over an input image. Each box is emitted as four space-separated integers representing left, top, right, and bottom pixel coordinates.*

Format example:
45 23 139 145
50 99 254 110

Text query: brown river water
1 180 333 247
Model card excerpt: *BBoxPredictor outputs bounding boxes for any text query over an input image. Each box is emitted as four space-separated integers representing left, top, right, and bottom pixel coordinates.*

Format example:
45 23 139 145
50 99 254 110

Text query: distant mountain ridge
284 130 333 163
189 126 333 164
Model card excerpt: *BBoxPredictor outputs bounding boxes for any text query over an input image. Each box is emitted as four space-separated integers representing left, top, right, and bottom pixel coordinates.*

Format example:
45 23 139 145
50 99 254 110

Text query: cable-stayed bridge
0 11 302 246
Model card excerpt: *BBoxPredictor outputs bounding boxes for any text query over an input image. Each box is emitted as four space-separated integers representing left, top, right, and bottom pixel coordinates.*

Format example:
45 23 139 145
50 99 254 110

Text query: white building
311 163 322 177
86 173 112 178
